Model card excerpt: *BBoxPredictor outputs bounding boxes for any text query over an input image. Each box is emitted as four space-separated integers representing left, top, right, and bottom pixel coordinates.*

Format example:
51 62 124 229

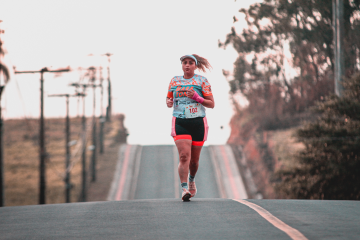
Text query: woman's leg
189 145 203 177
175 139 192 183
188 145 202 197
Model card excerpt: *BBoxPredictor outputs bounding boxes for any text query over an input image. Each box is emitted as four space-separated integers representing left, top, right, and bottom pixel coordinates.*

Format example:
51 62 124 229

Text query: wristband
191 91 204 104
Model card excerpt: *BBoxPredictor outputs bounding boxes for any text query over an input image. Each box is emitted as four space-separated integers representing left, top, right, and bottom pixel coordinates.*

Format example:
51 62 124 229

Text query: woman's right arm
166 78 174 108
166 97 173 108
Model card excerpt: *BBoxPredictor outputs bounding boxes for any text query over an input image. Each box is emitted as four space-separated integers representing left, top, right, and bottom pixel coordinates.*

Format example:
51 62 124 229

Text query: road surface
1 144 360 239
107 145 247 201
1 199 360 239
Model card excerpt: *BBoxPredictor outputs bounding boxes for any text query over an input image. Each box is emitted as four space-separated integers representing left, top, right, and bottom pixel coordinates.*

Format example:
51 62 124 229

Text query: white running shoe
189 181 197 197
182 188 191 201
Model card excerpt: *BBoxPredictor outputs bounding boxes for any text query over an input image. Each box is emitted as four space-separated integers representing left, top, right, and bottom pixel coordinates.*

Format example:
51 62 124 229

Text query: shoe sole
182 192 191 202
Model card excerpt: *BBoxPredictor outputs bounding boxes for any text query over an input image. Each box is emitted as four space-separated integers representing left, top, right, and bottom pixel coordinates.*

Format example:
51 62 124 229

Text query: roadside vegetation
276 74 360 200
221 0 360 199
4 115 125 206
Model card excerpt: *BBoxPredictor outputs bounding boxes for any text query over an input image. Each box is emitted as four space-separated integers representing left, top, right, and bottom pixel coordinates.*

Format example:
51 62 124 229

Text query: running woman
166 54 214 201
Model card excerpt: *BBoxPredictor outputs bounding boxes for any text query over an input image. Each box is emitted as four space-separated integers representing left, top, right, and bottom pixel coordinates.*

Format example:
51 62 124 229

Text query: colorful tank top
167 74 212 119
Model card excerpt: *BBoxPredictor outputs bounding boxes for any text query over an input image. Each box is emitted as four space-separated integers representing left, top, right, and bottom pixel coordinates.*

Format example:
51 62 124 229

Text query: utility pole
74 81 81 118
103 53 113 122
99 66 105 154
69 83 88 202
48 93 85 203
88 67 98 182
333 0 344 96
69 82 100 199
80 89 87 201
0 20 5 207
15 67 70 204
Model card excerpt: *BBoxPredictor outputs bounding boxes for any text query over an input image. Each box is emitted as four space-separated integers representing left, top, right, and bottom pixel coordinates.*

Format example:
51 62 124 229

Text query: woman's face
182 58 197 75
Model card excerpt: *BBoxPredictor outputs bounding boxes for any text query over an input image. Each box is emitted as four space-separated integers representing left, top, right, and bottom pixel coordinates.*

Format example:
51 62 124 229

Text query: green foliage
276 73 360 199
221 0 359 129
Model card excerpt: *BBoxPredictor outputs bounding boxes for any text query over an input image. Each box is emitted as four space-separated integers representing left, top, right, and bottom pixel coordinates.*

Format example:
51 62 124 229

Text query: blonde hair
192 54 212 72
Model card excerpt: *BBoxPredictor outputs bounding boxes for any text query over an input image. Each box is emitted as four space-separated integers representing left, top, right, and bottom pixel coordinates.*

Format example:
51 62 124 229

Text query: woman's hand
186 90 195 99
166 97 174 108
186 90 214 108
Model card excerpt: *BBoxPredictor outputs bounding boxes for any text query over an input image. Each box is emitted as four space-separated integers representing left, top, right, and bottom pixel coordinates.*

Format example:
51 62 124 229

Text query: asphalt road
107 144 245 201
248 199 360 239
134 145 220 199
1 144 360 239
1 199 360 240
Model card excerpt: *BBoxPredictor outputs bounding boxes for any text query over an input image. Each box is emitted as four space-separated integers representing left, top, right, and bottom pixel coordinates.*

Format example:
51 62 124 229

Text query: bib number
184 103 201 118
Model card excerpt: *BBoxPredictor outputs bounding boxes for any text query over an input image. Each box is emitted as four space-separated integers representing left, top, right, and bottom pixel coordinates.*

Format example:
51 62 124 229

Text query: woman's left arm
202 95 215 109
186 90 214 108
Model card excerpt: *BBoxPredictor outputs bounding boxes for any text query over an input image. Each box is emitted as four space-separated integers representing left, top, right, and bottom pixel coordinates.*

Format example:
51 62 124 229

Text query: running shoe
189 181 197 197
182 188 191 201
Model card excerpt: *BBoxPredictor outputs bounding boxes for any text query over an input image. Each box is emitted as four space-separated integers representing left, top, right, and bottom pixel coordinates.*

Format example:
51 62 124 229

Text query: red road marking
220 145 240 199
233 199 308 240
115 145 131 200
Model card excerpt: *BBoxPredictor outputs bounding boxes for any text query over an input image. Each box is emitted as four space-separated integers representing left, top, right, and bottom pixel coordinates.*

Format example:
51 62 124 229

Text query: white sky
0 0 260 145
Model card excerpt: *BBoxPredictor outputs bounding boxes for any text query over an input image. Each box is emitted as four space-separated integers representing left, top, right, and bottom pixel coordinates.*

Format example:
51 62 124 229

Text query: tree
221 0 360 129
0 27 9 207
276 73 360 199
0 39 10 90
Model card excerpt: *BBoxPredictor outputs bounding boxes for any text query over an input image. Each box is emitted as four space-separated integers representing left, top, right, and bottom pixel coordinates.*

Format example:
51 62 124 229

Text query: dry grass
4 116 121 206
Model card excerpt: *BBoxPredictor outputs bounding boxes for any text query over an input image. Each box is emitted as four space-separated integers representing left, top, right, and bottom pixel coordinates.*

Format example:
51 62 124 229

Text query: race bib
184 103 201 118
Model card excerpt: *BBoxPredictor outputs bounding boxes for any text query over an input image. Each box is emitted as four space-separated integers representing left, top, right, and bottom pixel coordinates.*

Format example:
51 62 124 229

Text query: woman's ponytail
192 54 212 73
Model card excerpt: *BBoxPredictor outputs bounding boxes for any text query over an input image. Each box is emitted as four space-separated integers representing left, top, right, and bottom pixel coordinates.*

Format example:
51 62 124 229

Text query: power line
69 81 100 202
48 93 85 203
69 81 101 184
14 67 70 205
13 74 90 184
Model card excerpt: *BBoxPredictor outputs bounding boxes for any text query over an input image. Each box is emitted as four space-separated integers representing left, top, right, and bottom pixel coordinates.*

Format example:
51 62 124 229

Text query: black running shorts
171 116 209 146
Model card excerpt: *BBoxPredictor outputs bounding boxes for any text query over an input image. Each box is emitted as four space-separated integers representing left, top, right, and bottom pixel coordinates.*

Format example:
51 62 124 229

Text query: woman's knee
179 151 190 163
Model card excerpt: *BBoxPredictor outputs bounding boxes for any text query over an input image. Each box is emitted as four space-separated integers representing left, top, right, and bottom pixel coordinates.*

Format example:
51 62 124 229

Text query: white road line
234 199 308 240
173 146 179 199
